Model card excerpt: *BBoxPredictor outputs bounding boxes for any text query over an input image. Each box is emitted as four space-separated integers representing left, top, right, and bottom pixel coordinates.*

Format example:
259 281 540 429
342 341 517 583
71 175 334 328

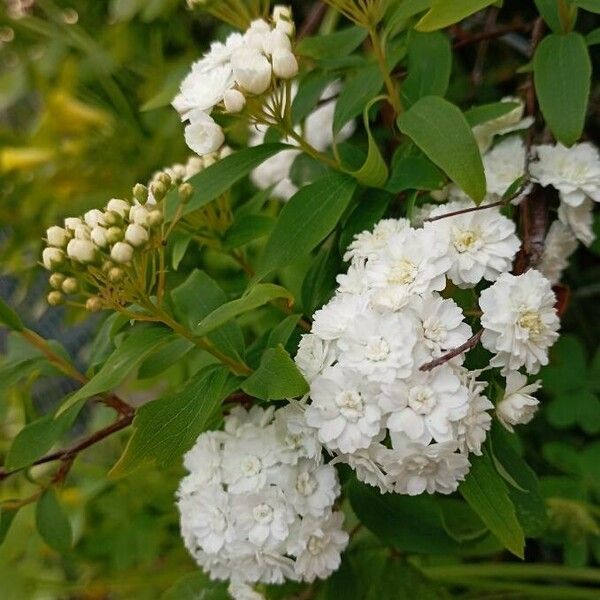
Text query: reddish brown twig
424 200 505 223
452 21 534 49
297 1 326 41
420 330 483 372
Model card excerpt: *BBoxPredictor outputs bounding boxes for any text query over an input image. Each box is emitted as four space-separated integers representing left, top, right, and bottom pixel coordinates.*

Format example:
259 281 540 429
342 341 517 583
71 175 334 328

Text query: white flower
530 142 600 207
129 205 150 226
336 261 369 295
295 334 335 382
110 241 134 264
178 484 233 553
380 365 469 445
289 512 349 582
306 365 382 454
337 308 416 383
496 371 541 432
426 200 520 288
124 223 149 247
408 293 472 360
42 247 65 270
366 226 451 309
184 109 225 156
231 48 272 95
384 440 470 495
91 226 108 248
480 269 560 374
262 29 292 56
66 238 97 263
273 402 322 465
272 5 292 23
64 217 83 231
83 209 105 228
233 488 296 547
223 88 246 113
46 226 69 248
539 220 578 284
183 431 223 486
272 49 298 79
311 292 369 341
483 136 528 200
224 405 275 435
472 96 533 153
73 224 91 240
558 197 595 246
454 369 493 455
343 218 409 263
228 582 265 600
304 88 355 152
332 441 392 494
106 198 130 218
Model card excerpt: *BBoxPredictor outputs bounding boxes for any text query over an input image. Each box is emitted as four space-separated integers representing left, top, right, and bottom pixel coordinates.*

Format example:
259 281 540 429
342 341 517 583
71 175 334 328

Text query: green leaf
0 297 24 331
0 507 19 546
292 71 336 125
343 97 389 188
267 315 301 349
398 96 486 202
162 572 228 600
171 270 245 361
541 334 587 393
339 189 391 252
402 31 452 106
297 26 368 59
137 337 194 380
334 65 383 135
55 326 173 417
36 489 72 554
194 284 293 337
459 452 525 558
255 173 356 281
384 0 432 38
534 0 569 32
224 215 274 249
301 243 343 316
573 0 600 12
586 28 600 45
241 345 308 400
546 388 600 434
464 101 521 127
165 144 289 220
415 0 496 31
111 365 235 476
168 230 193 270
386 155 445 193
534 32 591 146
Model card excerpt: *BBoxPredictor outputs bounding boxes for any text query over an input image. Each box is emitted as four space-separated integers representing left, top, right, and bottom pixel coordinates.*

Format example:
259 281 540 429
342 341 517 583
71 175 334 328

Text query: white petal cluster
480 269 560 375
539 220 578 285
496 371 541 432
178 405 348 594
249 82 355 201
296 216 507 497
173 8 299 156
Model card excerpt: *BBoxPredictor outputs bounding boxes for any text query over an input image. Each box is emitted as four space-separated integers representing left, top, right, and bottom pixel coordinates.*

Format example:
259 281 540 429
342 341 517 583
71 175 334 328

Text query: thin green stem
369 27 402 115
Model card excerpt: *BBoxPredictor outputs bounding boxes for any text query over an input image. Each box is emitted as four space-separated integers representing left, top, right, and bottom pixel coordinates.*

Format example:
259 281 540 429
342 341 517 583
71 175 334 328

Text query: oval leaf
0 297 24 331
297 26 368 59
36 489 72 554
415 0 496 31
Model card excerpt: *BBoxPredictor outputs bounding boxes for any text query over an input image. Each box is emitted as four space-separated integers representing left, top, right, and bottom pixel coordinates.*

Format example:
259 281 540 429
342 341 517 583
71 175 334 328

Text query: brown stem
424 200 504 223
452 21 533 49
420 330 483 372
297 1 327 41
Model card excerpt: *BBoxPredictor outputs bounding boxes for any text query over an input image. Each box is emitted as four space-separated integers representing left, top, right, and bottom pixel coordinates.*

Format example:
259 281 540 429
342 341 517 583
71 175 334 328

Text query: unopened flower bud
150 181 167 202
42 247 66 270
178 183 194 204
219 146 233 159
62 277 79 294
66 239 97 264
106 226 124 244
102 260 114 273
111 241 134 264
47 290 64 306
129 205 150 227
133 183 149 205
91 226 109 248
84 209 105 228
147 210 163 227
231 48 272 95
275 18 294 37
74 224 91 240
49 273 65 289
157 172 172 188
46 226 70 248
203 154 217 168
64 217 83 231
86 296 103 312
262 29 291 56
102 210 121 227
272 5 292 22
223 89 246 113
106 198 130 218
108 266 124 283
125 223 149 247
272 49 298 79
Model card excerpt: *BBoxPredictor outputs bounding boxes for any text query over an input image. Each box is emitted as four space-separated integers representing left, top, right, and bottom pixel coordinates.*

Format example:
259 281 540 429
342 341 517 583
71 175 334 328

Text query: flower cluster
296 203 559 495
178 405 348 596
173 6 298 156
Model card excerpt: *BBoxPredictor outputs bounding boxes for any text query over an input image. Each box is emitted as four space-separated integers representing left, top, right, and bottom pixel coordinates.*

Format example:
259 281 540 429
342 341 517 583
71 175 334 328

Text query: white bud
125 223 149 247
64 217 83 231
203 154 217 168
91 226 109 248
110 241 134 264
106 226 124 245
66 239 97 264
231 49 272 95
148 210 163 227
272 49 298 79
272 5 292 22
184 110 225 156
219 145 233 159
275 19 294 37
129 205 150 227
223 89 246 113
84 209 106 228
248 18 270 34
262 29 291 56
42 247 65 270
106 198 130 218
46 226 70 248
245 31 268 51
73 224 91 240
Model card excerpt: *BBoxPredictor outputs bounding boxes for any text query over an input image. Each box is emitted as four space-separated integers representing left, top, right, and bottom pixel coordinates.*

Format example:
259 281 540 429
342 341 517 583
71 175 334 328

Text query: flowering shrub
2 1 600 598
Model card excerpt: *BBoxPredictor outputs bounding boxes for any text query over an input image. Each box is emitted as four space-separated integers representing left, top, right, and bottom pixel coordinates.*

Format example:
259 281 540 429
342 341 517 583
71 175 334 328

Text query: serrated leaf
36 489 72 554
194 284 292 337
415 0 496 31
165 144 290 220
534 32 591 146
254 173 356 281
241 345 308 400
398 96 486 202
0 296 24 331
459 452 525 558
297 26 368 59
55 326 173 417
111 365 236 476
